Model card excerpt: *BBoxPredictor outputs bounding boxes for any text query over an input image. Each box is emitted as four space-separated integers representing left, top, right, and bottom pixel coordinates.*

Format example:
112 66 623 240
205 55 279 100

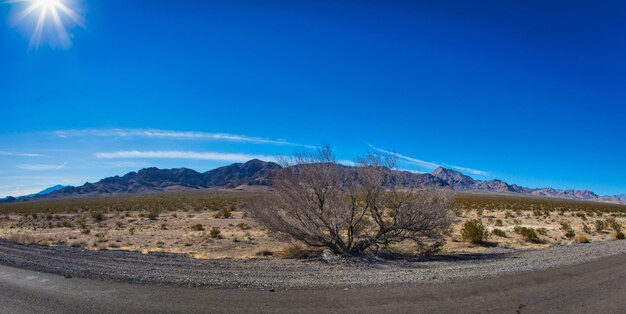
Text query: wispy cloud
107 161 152 169
369 145 487 176
397 168 426 174
337 159 357 167
17 162 68 171
95 151 276 162
55 128 307 146
0 151 43 157
445 165 487 176
369 145 440 168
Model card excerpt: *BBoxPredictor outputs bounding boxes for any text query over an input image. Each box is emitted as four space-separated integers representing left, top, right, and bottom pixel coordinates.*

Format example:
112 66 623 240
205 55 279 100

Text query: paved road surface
0 253 624 313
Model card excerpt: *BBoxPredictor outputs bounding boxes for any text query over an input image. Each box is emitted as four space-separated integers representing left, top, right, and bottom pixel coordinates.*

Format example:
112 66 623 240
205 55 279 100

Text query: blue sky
0 0 625 197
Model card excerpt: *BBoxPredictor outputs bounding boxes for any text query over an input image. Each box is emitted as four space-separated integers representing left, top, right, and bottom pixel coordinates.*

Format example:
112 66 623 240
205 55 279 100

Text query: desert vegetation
247 146 456 255
0 161 625 259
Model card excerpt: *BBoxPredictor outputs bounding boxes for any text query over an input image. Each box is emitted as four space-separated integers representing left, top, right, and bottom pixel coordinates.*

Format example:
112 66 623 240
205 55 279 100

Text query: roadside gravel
0 239 624 290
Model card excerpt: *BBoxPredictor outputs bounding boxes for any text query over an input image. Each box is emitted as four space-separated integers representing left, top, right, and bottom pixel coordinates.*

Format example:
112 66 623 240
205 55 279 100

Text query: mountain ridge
1 159 622 204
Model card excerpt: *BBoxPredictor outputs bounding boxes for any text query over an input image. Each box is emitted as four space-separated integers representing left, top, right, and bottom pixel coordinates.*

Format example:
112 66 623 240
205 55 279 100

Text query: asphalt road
0 253 624 314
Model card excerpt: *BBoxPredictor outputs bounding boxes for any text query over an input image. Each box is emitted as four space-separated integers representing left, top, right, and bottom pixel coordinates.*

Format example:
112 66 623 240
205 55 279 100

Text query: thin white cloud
446 165 487 176
397 168 426 174
337 159 356 167
369 144 487 176
369 145 440 168
95 150 276 162
107 161 152 169
55 128 306 146
16 162 68 171
0 151 43 157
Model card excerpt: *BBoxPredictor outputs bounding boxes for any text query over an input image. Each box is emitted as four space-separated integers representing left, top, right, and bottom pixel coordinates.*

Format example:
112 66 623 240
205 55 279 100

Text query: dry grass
0 191 624 259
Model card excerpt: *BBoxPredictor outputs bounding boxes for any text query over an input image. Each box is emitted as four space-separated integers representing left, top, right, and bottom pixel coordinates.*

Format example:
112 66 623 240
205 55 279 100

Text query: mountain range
1 159 623 204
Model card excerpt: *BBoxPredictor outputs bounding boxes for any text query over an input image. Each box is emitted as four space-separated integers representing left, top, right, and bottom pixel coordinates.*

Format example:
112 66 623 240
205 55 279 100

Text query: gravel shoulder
0 238 624 290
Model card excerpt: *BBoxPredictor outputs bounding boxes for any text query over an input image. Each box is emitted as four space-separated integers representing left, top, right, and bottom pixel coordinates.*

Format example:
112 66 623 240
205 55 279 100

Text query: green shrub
209 227 221 238
491 228 506 237
536 227 549 236
461 219 488 244
191 224 204 231
236 222 250 230
147 208 160 220
616 231 625 240
91 211 104 221
560 222 575 239
595 220 607 232
607 218 623 233
213 208 232 219
515 226 540 243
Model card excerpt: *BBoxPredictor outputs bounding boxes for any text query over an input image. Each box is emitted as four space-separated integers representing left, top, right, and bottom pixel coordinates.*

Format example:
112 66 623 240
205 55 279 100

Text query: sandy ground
0 208 623 259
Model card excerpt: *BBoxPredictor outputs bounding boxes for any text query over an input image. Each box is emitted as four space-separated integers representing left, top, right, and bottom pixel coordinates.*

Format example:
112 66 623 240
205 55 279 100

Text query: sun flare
8 0 84 48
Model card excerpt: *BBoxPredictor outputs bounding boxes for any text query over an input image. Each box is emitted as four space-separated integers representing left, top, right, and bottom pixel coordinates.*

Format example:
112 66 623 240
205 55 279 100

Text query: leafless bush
247 145 456 256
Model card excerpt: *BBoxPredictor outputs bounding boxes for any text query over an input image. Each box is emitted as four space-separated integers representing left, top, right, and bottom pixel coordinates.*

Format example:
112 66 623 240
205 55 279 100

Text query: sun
8 0 84 48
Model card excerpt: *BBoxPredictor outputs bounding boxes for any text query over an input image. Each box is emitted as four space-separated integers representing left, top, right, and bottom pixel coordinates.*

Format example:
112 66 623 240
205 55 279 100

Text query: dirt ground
0 208 623 259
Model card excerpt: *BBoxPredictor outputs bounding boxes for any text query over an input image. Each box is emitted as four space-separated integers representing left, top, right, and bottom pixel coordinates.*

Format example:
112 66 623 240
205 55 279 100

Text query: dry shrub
67 239 86 248
276 244 320 259
190 224 204 231
574 235 591 243
7 233 40 245
247 145 455 256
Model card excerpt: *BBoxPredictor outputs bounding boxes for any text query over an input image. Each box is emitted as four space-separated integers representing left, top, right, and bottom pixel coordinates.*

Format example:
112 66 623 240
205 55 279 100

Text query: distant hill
1 159 622 204
1 185 69 202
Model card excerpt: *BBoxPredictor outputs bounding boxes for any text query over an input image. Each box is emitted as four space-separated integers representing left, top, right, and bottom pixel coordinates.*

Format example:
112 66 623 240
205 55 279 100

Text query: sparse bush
277 244 320 259
560 222 575 239
607 217 623 233
255 250 273 257
616 231 625 240
68 239 86 248
213 208 232 219
515 226 540 243
129 227 136 235
461 219 488 244
147 208 160 220
91 211 104 221
7 233 38 244
582 224 592 234
236 222 250 230
574 235 590 243
209 227 221 238
595 220 607 232
495 219 503 227
536 227 549 236
247 146 455 255
491 228 506 237
160 223 168 230
191 224 204 231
